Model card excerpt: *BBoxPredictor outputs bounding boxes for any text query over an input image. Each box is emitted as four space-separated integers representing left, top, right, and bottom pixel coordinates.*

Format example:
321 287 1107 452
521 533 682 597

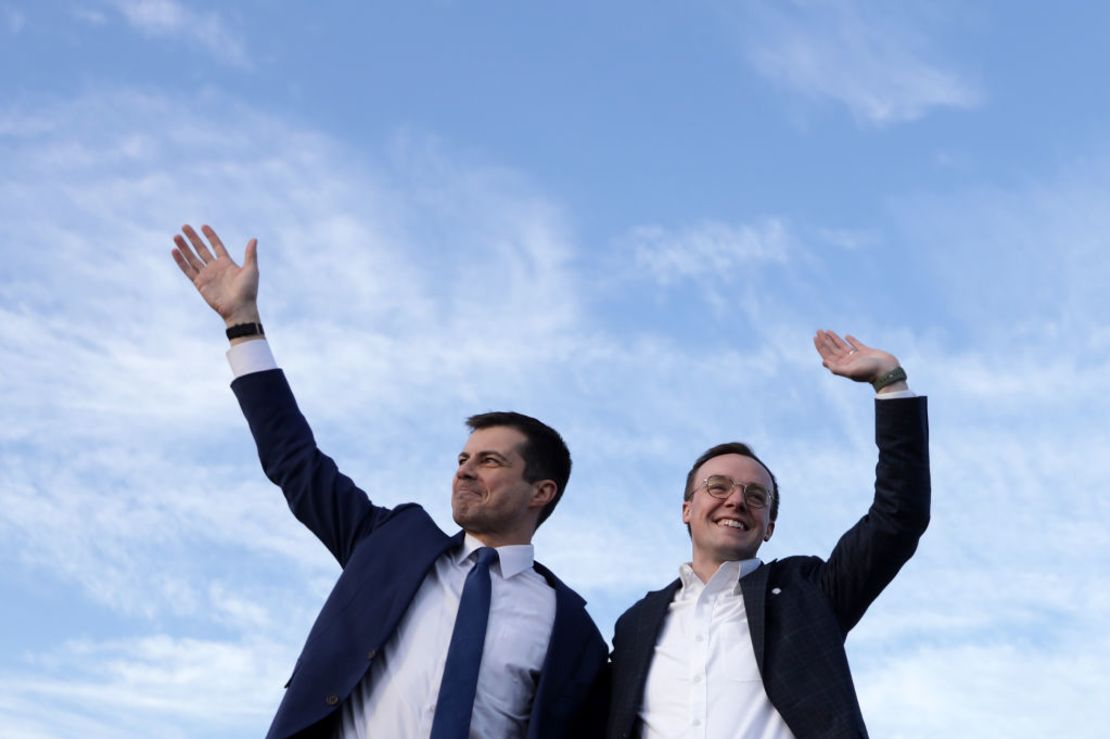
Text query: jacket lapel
527 562 589 739
613 579 680 735
629 581 679 681
740 562 768 672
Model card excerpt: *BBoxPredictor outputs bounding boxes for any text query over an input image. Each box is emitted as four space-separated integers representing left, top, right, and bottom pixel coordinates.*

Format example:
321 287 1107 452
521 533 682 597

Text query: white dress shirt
338 534 555 739
226 340 557 739
640 560 796 739
638 388 917 738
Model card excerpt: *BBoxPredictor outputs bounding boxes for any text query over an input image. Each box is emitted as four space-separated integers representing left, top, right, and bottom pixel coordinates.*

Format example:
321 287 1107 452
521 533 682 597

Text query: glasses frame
694 475 772 509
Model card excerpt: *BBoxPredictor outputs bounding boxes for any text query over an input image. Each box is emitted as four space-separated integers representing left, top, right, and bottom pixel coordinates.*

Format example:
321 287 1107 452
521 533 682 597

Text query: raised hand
171 224 260 326
813 330 901 387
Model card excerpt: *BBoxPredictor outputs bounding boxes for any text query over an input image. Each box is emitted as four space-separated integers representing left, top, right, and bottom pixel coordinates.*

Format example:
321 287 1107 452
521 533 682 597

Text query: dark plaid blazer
607 397 930 739
232 369 609 739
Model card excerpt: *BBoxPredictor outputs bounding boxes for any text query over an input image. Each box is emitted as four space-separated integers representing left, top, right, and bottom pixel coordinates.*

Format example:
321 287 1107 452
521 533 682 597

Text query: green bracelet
871 366 907 391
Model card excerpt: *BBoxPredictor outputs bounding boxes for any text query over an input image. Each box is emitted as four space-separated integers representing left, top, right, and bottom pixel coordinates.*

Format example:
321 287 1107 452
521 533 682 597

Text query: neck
466 529 533 548
689 555 725 584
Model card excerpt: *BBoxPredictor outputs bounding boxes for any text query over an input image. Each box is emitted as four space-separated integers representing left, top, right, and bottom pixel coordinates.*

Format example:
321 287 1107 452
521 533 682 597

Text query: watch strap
871 366 907 391
225 322 265 341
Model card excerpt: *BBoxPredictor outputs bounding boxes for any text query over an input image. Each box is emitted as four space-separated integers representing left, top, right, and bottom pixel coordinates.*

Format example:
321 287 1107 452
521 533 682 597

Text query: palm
171 224 259 322
813 330 896 383
193 255 257 319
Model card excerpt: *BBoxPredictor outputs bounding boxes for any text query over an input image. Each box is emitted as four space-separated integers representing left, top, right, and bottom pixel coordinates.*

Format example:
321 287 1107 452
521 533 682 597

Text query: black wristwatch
225 322 265 341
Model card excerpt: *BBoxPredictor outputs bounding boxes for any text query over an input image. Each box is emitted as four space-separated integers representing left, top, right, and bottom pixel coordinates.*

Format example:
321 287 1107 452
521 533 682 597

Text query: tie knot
474 547 498 568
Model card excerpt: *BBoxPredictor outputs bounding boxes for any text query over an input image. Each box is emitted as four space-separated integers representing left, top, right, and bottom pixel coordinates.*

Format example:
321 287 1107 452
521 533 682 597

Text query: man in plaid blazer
607 330 930 739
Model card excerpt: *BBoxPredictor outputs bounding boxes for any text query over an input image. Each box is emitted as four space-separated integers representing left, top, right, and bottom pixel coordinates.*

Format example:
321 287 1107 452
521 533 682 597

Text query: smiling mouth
716 519 749 531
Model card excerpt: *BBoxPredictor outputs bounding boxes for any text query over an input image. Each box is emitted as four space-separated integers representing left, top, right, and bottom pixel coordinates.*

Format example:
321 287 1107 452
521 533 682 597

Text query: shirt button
692 718 702 726
367 649 377 660
695 634 705 642
692 675 702 683
325 695 339 706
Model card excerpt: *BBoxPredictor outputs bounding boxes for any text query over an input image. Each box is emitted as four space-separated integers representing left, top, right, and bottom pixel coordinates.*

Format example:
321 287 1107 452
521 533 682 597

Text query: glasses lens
704 475 733 498
703 476 770 507
744 486 769 508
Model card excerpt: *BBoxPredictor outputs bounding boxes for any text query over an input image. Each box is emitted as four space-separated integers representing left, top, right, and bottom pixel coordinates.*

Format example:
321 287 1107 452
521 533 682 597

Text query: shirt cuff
876 387 917 399
226 339 278 379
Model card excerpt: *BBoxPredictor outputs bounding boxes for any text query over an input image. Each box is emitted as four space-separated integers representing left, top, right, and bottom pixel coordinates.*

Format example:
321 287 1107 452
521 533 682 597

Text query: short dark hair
683 441 780 523
465 411 571 528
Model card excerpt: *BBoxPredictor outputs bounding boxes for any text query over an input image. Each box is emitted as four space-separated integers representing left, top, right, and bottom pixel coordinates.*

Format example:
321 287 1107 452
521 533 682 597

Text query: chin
453 508 491 533
723 542 761 561
451 504 474 528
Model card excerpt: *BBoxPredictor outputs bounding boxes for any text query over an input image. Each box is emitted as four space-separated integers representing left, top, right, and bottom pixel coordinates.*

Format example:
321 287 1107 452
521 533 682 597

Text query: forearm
872 396 931 534
231 367 380 565
822 396 930 631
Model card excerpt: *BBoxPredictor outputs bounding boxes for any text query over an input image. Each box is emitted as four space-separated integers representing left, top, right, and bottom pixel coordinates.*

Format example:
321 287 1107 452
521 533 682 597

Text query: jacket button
368 649 377 660
325 695 339 706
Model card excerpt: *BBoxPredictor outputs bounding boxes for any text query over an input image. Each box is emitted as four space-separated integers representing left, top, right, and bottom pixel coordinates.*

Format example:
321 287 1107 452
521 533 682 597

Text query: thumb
244 238 259 269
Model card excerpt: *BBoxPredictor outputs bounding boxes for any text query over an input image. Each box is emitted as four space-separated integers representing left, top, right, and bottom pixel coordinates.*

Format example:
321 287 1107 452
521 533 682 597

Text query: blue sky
2 1 1108 737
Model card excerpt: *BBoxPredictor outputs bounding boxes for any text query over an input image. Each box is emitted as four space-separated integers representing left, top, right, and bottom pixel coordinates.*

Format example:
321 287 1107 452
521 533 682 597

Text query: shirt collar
458 533 536 579
678 558 762 597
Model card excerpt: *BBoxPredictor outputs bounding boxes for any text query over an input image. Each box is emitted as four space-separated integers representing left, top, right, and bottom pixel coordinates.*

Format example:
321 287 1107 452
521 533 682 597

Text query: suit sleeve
231 368 389 567
820 396 931 633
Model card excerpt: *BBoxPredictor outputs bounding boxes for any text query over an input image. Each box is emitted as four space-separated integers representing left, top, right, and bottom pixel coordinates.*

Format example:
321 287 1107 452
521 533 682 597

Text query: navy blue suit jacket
607 397 930 739
232 369 609 739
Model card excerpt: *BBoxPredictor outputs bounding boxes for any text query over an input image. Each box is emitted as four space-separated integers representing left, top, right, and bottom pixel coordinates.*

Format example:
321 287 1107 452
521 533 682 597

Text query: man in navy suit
606 331 930 739
171 224 608 739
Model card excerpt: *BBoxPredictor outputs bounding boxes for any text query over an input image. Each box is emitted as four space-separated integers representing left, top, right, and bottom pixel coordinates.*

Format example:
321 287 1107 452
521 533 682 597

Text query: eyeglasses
694 475 772 508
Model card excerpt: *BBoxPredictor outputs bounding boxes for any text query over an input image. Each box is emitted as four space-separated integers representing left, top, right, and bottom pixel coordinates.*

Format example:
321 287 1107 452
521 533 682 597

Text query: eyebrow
705 475 770 489
459 449 513 461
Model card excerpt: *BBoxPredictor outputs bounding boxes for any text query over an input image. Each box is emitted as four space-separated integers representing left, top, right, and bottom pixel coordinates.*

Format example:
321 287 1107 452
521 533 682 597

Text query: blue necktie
429 546 499 739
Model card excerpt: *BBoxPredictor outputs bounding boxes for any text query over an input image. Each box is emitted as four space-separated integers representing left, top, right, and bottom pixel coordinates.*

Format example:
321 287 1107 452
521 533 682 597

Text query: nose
723 484 749 509
456 458 477 479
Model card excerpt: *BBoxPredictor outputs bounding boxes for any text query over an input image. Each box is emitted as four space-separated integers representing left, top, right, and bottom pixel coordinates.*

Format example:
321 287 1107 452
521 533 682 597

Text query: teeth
718 520 746 530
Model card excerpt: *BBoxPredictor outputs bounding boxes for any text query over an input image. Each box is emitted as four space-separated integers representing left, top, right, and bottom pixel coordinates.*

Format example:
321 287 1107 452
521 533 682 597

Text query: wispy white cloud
0 635 288 738
889 165 1110 356
623 218 792 284
817 226 879 251
4 81 1110 737
736 0 980 125
110 0 249 67
0 88 578 733
857 636 1109 737
597 143 1110 734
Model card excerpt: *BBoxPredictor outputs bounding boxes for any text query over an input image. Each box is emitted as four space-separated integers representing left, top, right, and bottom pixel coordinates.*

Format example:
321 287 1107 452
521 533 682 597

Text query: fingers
171 247 196 278
813 329 844 358
815 330 870 356
826 331 849 353
844 334 871 354
202 224 231 259
181 224 218 265
172 233 205 275
172 224 249 277
243 238 258 268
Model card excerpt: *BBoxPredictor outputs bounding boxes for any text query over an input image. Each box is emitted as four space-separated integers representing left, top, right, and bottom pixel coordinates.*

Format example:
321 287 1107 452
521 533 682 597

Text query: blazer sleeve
819 396 931 634
231 368 390 567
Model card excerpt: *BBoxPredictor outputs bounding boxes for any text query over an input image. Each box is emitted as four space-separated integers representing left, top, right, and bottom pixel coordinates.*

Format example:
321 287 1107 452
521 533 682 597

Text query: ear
682 500 691 525
764 520 775 542
529 480 558 509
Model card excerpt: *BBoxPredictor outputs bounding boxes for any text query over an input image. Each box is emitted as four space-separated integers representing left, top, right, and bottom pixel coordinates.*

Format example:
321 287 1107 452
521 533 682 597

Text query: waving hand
813 330 905 392
171 224 260 326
